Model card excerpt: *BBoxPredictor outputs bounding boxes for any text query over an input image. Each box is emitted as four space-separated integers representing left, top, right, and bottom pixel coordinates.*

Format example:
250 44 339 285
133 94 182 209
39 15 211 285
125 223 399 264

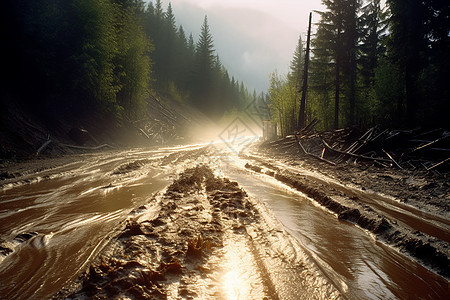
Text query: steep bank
0 94 206 161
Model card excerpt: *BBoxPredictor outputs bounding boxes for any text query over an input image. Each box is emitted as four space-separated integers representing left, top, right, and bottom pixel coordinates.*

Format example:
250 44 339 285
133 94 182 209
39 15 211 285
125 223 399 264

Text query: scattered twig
426 157 450 171
382 149 403 169
411 134 450 153
296 135 336 166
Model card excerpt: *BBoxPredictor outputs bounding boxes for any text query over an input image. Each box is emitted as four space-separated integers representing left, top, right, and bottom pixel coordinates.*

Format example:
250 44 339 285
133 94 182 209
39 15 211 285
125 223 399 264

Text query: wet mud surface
1 143 449 299
244 161 450 278
248 143 450 279
256 141 450 213
58 165 339 299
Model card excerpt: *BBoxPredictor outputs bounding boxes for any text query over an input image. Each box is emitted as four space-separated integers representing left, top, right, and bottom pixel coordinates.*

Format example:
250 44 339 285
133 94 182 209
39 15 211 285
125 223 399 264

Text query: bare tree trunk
298 12 312 130
334 24 341 130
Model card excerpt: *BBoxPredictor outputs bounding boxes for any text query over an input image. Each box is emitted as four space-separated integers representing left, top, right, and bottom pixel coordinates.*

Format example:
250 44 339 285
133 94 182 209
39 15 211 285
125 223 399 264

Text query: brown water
220 163 449 299
0 144 448 299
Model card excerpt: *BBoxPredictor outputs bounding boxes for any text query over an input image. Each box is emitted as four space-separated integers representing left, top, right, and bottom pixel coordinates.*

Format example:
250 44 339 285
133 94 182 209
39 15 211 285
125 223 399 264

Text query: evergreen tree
114 0 152 119
310 19 335 130
192 16 216 113
289 35 304 90
387 0 450 126
3 0 153 125
359 0 386 88
341 0 360 125
317 0 346 128
386 0 426 126
315 0 361 128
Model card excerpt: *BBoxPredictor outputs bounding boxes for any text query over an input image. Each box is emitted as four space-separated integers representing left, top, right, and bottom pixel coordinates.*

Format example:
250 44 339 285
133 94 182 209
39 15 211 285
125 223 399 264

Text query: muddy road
0 143 448 299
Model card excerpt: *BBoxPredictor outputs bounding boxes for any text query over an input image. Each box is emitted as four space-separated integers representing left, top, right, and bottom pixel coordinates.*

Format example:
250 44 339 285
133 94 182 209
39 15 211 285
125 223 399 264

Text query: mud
57 165 340 299
112 159 152 175
1 143 449 298
257 140 450 213
247 143 450 279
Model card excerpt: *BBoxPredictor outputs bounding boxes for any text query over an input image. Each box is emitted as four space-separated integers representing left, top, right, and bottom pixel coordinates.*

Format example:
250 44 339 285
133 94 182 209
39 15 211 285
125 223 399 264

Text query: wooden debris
36 140 52 156
285 121 450 173
61 144 114 150
382 149 403 169
426 158 450 171
321 138 392 164
295 135 336 166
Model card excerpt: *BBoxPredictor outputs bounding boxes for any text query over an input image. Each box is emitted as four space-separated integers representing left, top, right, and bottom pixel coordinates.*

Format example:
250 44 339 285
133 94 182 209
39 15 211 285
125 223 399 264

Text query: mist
156 0 324 93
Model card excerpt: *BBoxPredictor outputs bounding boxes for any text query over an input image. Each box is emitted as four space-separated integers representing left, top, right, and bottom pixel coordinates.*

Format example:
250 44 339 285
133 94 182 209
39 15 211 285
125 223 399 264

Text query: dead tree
298 12 312 130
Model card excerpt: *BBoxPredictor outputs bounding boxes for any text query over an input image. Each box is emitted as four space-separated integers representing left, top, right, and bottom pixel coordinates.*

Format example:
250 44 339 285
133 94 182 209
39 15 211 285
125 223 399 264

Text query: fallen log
411 134 450 153
300 118 320 135
139 128 150 139
36 140 52 156
413 128 443 139
426 158 450 171
295 135 336 166
321 138 392 164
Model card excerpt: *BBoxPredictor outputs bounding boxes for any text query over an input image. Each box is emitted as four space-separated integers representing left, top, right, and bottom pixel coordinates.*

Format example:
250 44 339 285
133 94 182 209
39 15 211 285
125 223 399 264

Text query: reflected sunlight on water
220 234 266 300
223 268 241 299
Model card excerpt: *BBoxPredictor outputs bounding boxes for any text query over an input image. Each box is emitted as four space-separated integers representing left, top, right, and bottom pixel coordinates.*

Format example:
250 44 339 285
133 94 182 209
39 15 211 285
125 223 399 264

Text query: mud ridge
57 164 342 299
111 159 152 175
244 162 450 279
55 165 260 298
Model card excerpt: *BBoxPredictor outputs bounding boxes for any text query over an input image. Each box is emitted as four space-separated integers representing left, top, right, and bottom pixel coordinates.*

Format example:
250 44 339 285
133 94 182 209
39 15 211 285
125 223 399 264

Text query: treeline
1 0 253 128
143 1 260 118
269 0 449 136
3 0 151 124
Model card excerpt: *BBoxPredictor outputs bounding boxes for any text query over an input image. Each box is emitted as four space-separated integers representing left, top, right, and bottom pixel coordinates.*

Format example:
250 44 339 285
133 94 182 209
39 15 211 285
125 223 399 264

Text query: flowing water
0 144 448 299
218 159 449 299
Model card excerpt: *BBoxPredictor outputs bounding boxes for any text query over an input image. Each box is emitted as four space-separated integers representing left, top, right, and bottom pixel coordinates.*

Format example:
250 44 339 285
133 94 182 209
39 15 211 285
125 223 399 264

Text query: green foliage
386 0 450 127
3 0 154 126
270 0 449 134
142 3 251 119
373 58 405 126
191 16 216 112
268 72 298 136
70 0 119 109
5 0 252 127
289 35 304 88
114 2 152 119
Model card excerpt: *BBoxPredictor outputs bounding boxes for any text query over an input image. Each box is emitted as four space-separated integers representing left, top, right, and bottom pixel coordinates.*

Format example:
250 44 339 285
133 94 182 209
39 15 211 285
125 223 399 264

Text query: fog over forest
157 0 325 92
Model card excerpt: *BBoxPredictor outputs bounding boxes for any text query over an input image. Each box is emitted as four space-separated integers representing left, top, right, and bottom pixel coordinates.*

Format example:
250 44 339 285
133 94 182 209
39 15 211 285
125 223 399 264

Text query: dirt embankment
245 141 450 279
256 137 449 213
0 94 199 163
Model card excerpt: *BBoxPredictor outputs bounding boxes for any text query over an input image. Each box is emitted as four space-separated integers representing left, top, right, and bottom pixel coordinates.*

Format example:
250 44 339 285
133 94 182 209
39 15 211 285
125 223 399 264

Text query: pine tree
196 16 215 68
386 0 450 127
317 0 346 128
191 16 216 113
341 0 359 125
310 14 335 130
359 0 386 88
316 0 361 128
387 0 426 126
289 35 304 90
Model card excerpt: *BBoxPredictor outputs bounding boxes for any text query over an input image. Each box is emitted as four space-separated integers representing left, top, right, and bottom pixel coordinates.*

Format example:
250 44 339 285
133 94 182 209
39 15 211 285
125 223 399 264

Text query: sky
155 0 326 93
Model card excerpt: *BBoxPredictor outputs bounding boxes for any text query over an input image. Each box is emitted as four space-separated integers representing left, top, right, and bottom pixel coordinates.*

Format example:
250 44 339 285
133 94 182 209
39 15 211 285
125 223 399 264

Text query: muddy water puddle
218 157 449 299
0 145 204 299
249 153 450 244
